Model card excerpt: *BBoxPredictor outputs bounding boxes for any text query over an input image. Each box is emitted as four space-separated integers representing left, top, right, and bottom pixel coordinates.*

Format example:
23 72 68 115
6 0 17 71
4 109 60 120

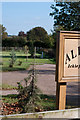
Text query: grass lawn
1 93 77 115
0 50 56 72
0 84 17 90
0 51 41 57
0 58 55 72
2 94 56 108
1 94 56 115
0 51 30 56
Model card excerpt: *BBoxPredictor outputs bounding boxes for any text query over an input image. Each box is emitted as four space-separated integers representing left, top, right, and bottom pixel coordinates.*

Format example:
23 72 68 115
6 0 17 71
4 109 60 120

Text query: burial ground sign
55 31 80 110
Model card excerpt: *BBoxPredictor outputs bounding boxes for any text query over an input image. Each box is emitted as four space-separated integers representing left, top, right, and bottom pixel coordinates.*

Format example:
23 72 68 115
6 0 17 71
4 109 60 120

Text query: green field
0 50 56 72
0 83 17 90
0 58 55 72
0 51 41 57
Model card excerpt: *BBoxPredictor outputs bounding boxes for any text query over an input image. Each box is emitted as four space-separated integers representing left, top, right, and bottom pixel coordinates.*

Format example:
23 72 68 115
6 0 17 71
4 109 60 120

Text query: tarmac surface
1 64 80 106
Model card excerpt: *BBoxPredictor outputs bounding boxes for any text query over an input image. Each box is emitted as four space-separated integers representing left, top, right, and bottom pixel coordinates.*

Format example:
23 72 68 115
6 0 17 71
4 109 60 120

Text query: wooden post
56 82 67 110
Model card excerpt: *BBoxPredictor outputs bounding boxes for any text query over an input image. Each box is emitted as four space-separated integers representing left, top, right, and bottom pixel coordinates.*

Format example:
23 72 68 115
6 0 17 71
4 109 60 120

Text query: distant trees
27 27 48 42
18 31 26 37
2 25 55 50
2 36 27 47
27 27 54 48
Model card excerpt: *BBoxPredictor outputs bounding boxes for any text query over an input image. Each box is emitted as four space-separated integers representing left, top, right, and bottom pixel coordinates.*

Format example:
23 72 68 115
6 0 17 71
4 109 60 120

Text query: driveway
1 64 80 106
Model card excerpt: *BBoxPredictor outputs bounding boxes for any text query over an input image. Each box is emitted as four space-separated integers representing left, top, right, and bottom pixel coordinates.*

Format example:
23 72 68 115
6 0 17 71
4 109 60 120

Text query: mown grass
0 51 41 57
0 84 17 90
1 94 77 112
39 94 56 111
2 94 18 104
0 50 56 72
2 94 56 111
0 58 55 72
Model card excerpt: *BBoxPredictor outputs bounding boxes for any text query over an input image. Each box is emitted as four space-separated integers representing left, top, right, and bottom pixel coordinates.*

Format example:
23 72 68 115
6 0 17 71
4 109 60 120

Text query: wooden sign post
55 31 80 110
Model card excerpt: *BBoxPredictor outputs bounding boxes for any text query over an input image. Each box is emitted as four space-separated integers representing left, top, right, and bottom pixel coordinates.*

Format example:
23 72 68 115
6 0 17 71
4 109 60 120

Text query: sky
1 2 55 35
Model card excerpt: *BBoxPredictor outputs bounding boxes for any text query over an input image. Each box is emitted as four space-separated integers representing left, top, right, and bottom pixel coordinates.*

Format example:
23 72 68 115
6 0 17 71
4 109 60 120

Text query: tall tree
50 2 80 31
0 24 8 39
27 27 48 42
26 26 54 49
17 62 42 113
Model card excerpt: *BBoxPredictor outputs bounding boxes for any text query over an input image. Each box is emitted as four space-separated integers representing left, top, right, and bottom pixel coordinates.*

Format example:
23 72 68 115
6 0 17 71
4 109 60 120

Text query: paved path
1 64 79 95
1 64 80 106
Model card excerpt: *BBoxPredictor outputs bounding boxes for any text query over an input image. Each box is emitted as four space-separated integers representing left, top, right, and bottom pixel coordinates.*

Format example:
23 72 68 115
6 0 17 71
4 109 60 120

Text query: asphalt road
1 64 80 106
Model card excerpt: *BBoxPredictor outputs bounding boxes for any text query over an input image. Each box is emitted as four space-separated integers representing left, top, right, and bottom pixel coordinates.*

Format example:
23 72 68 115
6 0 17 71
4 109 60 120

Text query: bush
2 36 27 47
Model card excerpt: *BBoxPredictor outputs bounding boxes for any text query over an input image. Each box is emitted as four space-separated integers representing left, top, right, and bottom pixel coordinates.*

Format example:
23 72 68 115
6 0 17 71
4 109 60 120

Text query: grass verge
2 94 56 111
1 94 78 115
0 58 55 72
0 84 17 90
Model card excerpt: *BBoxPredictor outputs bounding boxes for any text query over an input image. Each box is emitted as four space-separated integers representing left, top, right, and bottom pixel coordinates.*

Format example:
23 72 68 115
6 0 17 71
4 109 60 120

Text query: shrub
18 61 22 66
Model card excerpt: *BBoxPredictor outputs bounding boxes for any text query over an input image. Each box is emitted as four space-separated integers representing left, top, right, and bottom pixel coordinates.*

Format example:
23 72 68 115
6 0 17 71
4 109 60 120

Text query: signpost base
56 82 67 110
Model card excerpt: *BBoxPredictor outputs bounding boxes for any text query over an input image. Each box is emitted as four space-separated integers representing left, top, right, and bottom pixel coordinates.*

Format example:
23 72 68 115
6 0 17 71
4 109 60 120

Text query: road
1 64 80 106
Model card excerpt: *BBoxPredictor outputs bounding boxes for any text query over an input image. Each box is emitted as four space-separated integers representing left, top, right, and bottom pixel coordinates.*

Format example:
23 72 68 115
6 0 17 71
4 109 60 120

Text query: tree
27 27 48 42
24 45 29 61
17 62 42 113
0 24 8 40
9 49 17 68
27 27 50 48
18 31 26 37
50 2 80 31
27 27 50 57
2 36 27 47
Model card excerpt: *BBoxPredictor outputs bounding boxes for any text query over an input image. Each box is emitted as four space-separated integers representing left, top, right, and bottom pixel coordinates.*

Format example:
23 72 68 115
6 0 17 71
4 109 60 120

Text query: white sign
64 39 80 77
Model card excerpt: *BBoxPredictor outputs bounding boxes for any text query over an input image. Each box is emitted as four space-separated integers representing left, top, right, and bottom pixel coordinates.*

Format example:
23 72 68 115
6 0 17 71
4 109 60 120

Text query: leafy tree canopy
0 24 8 39
27 27 48 42
50 2 80 31
18 31 26 37
26 27 55 48
2 36 27 47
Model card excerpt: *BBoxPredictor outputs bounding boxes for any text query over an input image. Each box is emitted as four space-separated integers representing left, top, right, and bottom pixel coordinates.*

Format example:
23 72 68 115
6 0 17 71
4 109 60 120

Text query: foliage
18 31 26 37
27 27 53 48
0 24 8 40
1 25 55 49
1 58 30 71
24 45 29 61
9 49 17 67
48 35 55 48
29 43 36 57
50 2 80 31
27 27 48 42
18 60 22 66
2 36 27 47
17 63 42 113
49 2 80 57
